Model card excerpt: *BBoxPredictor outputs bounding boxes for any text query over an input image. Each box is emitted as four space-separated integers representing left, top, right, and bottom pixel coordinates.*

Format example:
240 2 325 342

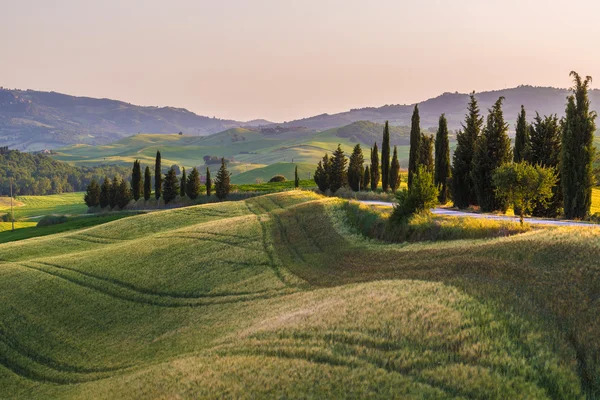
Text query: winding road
357 200 599 228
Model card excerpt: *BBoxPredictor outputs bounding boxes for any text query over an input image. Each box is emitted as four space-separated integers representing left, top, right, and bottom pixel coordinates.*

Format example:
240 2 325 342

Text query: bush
391 167 438 223
269 175 286 183
37 215 69 227
1 212 14 222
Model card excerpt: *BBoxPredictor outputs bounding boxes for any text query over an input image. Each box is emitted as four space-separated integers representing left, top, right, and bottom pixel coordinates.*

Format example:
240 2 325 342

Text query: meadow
0 191 598 399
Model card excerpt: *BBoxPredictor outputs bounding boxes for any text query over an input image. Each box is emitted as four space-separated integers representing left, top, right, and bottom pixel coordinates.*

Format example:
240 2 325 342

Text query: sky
1 0 599 122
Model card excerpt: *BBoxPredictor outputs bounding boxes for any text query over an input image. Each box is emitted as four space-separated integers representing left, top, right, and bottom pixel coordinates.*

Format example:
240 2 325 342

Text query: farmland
0 191 598 398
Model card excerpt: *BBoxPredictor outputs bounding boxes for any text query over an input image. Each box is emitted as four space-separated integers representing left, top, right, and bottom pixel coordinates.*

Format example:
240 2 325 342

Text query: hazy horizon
2 0 600 122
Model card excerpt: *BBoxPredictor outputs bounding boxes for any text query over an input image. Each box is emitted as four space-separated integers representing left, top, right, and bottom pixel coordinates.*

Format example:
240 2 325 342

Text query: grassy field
0 191 598 398
0 192 87 219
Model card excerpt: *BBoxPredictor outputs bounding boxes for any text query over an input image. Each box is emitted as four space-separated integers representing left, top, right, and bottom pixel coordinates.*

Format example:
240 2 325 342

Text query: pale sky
1 0 599 122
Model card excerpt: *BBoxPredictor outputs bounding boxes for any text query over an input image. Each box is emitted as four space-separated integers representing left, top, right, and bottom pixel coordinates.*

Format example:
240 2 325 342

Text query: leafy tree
363 165 371 190
180 167 187 197
131 160 142 201
434 114 451 203
561 71 597 219
294 165 299 188
162 167 179 204
408 105 421 189
329 144 347 193
391 166 438 223
109 176 120 208
186 167 201 199
269 175 286 183
381 121 391 191
370 143 380 191
389 146 400 192
99 177 111 208
493 162 557 225
347 144 364 191
471 97 513 212
205 167 212 197
154 150 162 200
84 179 100 207
116 178 132 209
143 166 151 201
513 106 530 162
527 113 562 217
214 158 231 200
452 92 483 209
418 134 434 173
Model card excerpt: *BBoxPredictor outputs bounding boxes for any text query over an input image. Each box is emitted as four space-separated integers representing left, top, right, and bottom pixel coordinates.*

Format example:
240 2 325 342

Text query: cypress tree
434 114 451 203
205 167 212 197
294 165 299 188
109 176 120 208
370 143 380 191
143 166 151 201
561 71 597 219
154 150 162 200
408 105 421 189
99 177 111 208
389 146 400 192
180 167 187 197
452 93 483 208
419 134 434 173
381 122 391 191
347 144 364 192
329 144 348 193
116 178 132 209
363 165 371 190
314 155 329 192
513 105 530 162
84 179 101 208
186 167 201 199
131 160 142 201
528 113 562 217
214 158 231 200
162 167 179 204
471 97 513 212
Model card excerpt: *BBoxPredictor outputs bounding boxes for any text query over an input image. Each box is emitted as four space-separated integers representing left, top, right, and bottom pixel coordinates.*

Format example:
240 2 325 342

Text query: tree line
314 71 597 221
84 151 233 209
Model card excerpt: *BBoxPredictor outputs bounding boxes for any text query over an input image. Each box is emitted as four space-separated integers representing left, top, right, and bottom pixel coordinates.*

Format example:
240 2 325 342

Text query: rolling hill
0 191 598 398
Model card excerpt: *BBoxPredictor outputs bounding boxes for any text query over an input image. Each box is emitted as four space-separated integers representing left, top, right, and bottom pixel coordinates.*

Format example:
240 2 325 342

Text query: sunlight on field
0 221 36 232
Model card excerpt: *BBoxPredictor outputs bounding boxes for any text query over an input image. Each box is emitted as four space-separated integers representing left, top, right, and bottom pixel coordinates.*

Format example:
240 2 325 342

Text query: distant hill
278 86 600 131
0 88 245 151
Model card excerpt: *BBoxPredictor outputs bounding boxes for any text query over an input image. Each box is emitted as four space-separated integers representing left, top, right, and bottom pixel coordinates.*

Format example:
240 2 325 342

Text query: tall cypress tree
116 178 132 209
363 165 371 191
419 134 434 173
381 122 391 191
162 167 179 204
370 143 380 191
329 144 348 193
389 146 400 192
180 167 187 197
131 160 142 201
186 167 201 199
434 114 451 203
471 97 513 212
562 72 597 219
347 144 364 192
408 105 421 189
143 166 151 201
99 177 111 208
109 176 120 208
84 179 101 208
154 150 162 200
513 105 530 162
294 165 299 188
528 113 562 217
205 167 212 197
214 158 231 200
452 93 483 208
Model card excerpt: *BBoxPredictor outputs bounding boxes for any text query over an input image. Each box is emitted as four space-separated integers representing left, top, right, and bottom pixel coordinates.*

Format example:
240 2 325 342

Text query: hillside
0 89 245 151
0 191 598 398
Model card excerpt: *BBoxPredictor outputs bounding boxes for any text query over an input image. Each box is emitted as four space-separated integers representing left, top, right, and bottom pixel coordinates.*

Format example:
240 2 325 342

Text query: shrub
37 215 68 227
1 212 14 222
391 166 438 223
269 175 286 183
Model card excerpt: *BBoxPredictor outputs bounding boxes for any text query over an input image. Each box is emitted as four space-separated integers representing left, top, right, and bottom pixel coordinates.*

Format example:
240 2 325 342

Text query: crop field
0 191 598 399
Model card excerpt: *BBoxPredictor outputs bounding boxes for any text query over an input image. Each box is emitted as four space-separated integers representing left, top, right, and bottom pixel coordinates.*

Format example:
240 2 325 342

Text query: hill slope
0 89 245 151
0 192 598 398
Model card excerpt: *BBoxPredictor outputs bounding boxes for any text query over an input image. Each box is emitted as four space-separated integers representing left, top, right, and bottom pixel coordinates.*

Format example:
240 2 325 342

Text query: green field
0 192 87 220
0 191 598 398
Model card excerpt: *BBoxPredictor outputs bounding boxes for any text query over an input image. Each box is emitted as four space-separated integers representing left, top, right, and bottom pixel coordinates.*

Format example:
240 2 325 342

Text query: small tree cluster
89 175 131 209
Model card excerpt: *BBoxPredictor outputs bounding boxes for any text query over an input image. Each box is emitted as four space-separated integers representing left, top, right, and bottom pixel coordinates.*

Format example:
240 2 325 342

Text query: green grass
0 192 87 220
0 192 598 398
